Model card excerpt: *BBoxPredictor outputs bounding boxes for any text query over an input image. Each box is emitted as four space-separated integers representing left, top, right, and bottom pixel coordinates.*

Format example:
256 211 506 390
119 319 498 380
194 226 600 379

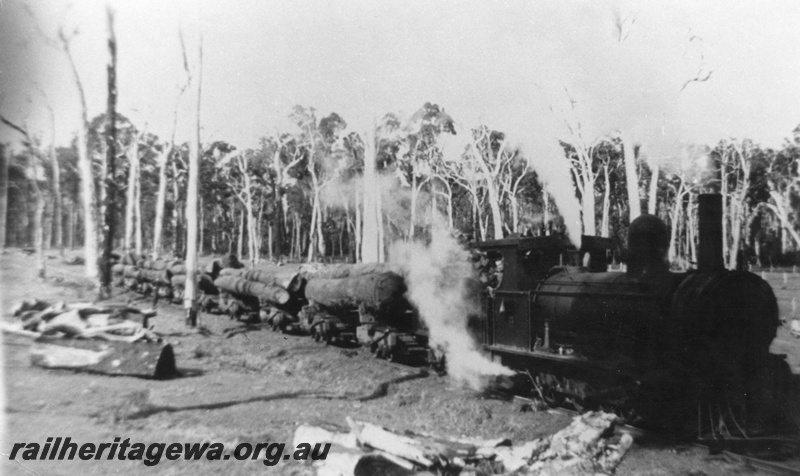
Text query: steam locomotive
475 194 793 434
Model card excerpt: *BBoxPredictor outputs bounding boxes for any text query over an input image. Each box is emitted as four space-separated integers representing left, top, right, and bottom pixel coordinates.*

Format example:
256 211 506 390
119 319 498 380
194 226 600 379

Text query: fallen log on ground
30 335 177 379
304 272 406 311
213 275 290 305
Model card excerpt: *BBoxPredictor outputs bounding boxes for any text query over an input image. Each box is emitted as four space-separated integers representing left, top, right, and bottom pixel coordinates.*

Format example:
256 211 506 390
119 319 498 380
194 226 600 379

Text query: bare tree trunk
267 223 273 261
409 174 417 240
354 186 362 262
66 199 75 249
43 106 63 256
124 140 138 251
648 164 659 215
43 199 53 250
621 132 640 223
668 183 685 263
470 144 504 239
306 193 318 262
316 197 325 258
184 32 203 327
543 189 550 235
31 177 46 279
767 194 800 250
170 159 182 256
601 164 610 237
199 195 205 257
361 127 381 263
151 148 170 258
99 7 118 300
721 159 729 265
271 148 283 259
66 45 99 278
0 147 8 249
727 145 751 270
237 208 244 258
134 172 142 255
688 193 697 265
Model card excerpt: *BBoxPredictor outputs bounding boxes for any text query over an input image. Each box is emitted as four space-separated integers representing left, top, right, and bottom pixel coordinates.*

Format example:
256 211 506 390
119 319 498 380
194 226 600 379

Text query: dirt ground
2 250 799 475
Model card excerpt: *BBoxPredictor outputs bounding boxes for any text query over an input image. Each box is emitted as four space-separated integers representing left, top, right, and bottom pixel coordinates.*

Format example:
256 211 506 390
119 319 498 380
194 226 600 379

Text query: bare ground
2 250 798 475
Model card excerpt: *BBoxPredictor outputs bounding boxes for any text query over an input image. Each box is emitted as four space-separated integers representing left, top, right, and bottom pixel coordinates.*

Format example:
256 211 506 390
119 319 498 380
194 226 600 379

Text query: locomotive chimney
627 214 669 277
697 194 724 271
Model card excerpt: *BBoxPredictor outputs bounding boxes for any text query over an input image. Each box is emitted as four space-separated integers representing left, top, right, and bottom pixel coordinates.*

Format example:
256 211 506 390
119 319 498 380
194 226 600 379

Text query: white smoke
391 226 514 390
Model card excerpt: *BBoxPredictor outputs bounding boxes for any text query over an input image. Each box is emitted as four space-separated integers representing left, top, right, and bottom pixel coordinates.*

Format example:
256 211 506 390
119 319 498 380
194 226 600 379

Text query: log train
112 193 794 435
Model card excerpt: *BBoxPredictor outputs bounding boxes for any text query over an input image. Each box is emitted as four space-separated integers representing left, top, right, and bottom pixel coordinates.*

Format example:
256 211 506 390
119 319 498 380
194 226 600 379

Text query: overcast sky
1 0 799 165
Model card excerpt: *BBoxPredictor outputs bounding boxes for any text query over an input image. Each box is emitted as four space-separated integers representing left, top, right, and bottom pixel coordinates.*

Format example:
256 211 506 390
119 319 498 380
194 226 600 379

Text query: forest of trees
3 4 800 305
4 100 800 273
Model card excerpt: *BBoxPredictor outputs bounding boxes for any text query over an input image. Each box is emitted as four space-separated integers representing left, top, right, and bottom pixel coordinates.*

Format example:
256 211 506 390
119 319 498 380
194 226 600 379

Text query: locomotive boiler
477 194 791 434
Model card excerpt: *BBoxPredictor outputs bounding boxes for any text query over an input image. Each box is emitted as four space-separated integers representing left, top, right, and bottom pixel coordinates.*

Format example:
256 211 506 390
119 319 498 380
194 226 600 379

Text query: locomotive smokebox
697 194 724 271
627 214 670 276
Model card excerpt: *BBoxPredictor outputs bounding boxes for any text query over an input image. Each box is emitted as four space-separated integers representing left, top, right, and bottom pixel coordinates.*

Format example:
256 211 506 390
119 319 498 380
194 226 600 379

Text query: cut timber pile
213 275 290 305
113 254 241 301
302 411 633 476
3 299 176 379
304 272 406 311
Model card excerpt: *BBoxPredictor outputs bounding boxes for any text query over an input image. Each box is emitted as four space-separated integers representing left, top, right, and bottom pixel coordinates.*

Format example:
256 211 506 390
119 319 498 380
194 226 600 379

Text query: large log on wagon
111 263 125 276
137 269 171 285
122 265 140 279
138 258 168 271
204 255 244 279
213 275 290 305
219 265 303 292
304 272 406 311
121 251 139 265
171 273 218 295
30 335 177 379
308 263 403 280
169 255 243 279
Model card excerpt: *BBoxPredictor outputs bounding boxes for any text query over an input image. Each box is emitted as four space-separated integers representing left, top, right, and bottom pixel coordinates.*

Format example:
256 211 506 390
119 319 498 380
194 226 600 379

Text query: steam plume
391 226 514 390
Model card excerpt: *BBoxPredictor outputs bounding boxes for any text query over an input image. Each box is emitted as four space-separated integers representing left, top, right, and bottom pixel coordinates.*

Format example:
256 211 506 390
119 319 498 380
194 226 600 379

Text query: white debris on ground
299 411 633 476
791 319 800 338
4 299 158 342
4 299 175 378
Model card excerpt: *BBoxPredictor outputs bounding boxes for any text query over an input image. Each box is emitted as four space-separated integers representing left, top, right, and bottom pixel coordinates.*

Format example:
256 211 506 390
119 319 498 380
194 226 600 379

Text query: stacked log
204 254 244 280
120 251 140 265
171 273 217 295
137 269 171 285
220 264 303 293
304 271 406 311
111 263 125 286
308 262 402 280
213 275 290 305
